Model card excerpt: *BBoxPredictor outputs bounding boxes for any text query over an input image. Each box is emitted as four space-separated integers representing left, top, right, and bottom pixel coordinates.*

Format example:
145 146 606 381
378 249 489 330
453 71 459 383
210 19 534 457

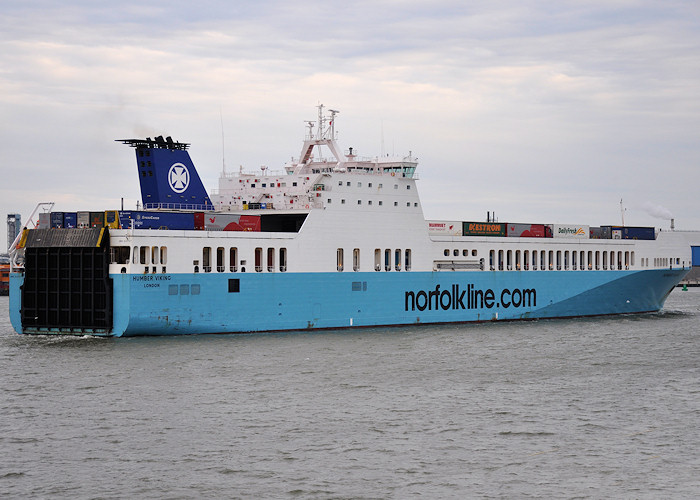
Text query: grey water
1 291 699 499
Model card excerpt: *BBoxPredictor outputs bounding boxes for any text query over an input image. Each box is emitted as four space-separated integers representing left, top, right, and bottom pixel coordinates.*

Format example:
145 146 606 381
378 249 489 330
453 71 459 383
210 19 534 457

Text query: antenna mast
220 108 226 174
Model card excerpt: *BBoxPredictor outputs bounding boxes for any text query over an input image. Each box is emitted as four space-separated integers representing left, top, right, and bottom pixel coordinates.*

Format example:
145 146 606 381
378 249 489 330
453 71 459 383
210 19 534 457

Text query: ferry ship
8 106 691 336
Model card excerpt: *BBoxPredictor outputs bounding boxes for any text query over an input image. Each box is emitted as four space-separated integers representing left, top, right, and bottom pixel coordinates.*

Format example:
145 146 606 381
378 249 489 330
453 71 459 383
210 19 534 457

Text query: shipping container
552 224 590 238
462 222 506 237
38 212 51 229
90 211 104 228
77 211 91 228
590 226 612 239
427 220 462 236
118 211 196 230
63 212 78 228
609 226 655 240
204 213 261 231
50 212 64 228
506 223 552 238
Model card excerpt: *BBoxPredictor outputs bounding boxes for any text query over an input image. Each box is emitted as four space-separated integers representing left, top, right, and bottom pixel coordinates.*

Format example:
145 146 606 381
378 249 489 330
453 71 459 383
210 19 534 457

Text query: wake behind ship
8 106 691 336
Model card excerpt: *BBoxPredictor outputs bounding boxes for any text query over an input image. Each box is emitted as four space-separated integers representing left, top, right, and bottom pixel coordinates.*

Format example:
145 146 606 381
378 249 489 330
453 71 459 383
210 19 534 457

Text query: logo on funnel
168 163 190 193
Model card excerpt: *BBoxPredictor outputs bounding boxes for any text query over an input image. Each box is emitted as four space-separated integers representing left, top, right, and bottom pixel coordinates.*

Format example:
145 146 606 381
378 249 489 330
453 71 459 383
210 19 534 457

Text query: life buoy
305 204 309 209
391 172 395 176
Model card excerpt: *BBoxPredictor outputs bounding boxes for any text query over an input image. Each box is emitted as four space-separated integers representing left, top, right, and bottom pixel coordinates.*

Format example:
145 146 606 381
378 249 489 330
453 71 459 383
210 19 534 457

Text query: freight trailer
203 213 261 231
118 211 196 230
462 222 506 237
50 212 64 228
63 212 78 228
590 226 612 239
607 226 656 240
77 211 91 228
552 224 590 238
506 223 552 238
427 221 463 236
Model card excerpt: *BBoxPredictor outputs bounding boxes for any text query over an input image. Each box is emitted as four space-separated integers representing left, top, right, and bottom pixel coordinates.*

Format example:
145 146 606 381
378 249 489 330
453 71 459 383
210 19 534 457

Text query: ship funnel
117 138 213 210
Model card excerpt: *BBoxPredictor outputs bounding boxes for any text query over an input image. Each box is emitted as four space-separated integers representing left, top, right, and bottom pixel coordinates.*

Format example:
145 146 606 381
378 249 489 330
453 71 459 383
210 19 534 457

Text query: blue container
63 212 78 228
50 212 64 228
118 211 195 230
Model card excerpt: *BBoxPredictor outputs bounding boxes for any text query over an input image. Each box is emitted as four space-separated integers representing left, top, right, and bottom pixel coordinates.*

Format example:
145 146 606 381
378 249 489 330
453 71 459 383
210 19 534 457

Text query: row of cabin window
337 181 409 190
488 249 636 271
197 247 288 273
336 248 413 272
109 246 168 265
444 249 479 257
329 199 419 208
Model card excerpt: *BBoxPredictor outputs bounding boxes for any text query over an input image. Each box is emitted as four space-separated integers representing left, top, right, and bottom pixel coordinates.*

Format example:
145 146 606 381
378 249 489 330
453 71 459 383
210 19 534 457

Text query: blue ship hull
10 268 686 336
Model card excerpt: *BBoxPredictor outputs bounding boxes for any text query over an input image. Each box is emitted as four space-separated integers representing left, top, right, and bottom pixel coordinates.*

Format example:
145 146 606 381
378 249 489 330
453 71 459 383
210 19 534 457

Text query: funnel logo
168 163 190 193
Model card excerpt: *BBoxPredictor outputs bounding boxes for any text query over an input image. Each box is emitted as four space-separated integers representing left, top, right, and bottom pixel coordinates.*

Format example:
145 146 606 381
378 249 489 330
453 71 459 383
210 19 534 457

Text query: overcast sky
2 0 699 249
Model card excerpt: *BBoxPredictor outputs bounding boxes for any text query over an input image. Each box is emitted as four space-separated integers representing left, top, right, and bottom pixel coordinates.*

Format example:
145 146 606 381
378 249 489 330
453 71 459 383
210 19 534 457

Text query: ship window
378 201 383 206
405 249 412 271
557 251 562 270
532 250 537 270
548 250 554 270
407 185 411 190
228 279 240 293
337 248 344 272
203 247 212 272
341 199 346 204
602 251 608 270
540 251 545 270
453 249 459 257
358 200 362 205
353 248 360 271
338 181 343 186
217 247 225 272
378 184 383 188
507 250 512 270
267 248 275 272
463 249 469 257
630 251 635 267
523 250 528 270
169 285 178 295
489 249 495 270
327 199 332 204
279 248 287 272
357 182 362 187
368 183 372 187
160 247 167 265
191 284 200 295
406 202 410 207
255 248 262 272
293 182 298 187
564 251 569 270
347 182 351 186
152 246 159 265
394 202 398 207
112 246 130 264
384 249 391 271
230 247 238 272
180 284 189 295
374 249 381 271
444 249 449 257
140 246 150 265
394 184 398 189
395 249 401 271
498 250 504 270
368 200 372 205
